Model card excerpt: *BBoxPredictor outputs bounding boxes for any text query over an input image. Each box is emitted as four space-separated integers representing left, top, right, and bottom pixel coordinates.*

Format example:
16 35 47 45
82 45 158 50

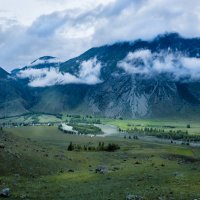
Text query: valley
1 113 200 138
1 0 200 199
1 33 200 200
0 114 200 199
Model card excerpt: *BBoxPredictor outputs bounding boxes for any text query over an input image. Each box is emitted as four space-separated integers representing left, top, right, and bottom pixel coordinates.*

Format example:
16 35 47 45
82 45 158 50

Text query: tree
187 124 191 128
98 142 105 151
67 142 74 151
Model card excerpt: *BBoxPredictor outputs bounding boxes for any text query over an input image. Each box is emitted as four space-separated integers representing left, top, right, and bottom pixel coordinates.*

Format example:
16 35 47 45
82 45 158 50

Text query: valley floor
0 126 200 199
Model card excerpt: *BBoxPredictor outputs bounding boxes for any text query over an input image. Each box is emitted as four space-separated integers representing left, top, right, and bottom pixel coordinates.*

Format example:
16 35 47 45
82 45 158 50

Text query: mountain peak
0 67 9 79
154 32 181 40
30 56 59 66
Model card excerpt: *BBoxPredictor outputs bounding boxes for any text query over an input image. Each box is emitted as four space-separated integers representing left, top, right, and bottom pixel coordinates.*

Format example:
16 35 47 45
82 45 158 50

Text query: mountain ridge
1 32 200 118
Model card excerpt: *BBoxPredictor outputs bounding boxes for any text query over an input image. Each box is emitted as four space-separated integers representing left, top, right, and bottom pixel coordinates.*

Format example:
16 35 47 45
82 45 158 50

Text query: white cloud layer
17 58 102 87
1 0 200 70
118 50 200 81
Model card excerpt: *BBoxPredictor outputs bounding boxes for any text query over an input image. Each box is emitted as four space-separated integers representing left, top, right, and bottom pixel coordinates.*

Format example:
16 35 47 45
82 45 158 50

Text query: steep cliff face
81 75 198 118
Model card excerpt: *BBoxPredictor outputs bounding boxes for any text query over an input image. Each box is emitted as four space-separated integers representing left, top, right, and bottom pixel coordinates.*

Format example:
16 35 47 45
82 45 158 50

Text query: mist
17 58 102 87
118 49 200 81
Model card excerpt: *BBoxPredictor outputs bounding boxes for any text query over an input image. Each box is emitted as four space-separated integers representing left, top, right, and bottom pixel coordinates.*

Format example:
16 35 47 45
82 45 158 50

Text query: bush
106 143 120 152
88 146 96 151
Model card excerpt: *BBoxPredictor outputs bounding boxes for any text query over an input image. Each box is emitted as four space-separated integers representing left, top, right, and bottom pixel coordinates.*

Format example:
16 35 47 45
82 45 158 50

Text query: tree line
119 127 200 142
67 142 120 152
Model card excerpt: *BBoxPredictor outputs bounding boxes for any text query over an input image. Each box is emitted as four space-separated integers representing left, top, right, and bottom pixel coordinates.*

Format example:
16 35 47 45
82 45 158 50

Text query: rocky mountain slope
1 33 200 118
0 68 31 117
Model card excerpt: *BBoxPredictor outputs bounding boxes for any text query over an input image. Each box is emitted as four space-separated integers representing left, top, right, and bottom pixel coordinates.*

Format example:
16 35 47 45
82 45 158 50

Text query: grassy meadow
0 123 200 199
101 118 200 135
2 113 200 134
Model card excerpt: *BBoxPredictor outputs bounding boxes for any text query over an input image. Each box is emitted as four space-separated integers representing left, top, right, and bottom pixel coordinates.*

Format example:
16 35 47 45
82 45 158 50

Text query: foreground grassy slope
0 126 200 199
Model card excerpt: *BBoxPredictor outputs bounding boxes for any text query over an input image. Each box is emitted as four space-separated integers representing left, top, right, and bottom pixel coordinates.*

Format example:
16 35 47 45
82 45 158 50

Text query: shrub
106 143 120 152
88 146 96 151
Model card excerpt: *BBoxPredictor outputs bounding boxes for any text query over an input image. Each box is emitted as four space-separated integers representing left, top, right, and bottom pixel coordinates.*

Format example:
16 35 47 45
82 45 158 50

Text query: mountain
11 56 60 76
2 33 200 118
0 67 31 118
30 56 59 66
0 67 9 79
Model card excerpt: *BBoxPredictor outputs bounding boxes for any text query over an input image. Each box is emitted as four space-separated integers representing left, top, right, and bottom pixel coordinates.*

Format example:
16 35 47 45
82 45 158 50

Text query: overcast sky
0 0 200 71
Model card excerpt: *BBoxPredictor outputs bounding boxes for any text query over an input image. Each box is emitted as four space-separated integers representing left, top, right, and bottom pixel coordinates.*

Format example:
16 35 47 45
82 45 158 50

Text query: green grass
0 114 63 124
101 118 200 135
0 126 200 199
2 114 200 135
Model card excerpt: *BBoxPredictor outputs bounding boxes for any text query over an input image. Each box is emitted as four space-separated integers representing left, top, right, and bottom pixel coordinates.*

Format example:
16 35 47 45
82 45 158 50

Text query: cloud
1 0 200 70
118 50 152 74
17 58 102 87
118 50 200 81
0 0 113 26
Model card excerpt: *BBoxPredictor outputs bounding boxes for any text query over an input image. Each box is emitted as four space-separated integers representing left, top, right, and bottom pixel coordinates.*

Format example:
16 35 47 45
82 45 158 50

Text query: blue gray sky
0 0 200 71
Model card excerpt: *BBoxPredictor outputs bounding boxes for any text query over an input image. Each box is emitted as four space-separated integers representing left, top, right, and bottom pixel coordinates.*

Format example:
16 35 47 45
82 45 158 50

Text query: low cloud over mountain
17 58 102 87
118 50 200 81
1 33 200 118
